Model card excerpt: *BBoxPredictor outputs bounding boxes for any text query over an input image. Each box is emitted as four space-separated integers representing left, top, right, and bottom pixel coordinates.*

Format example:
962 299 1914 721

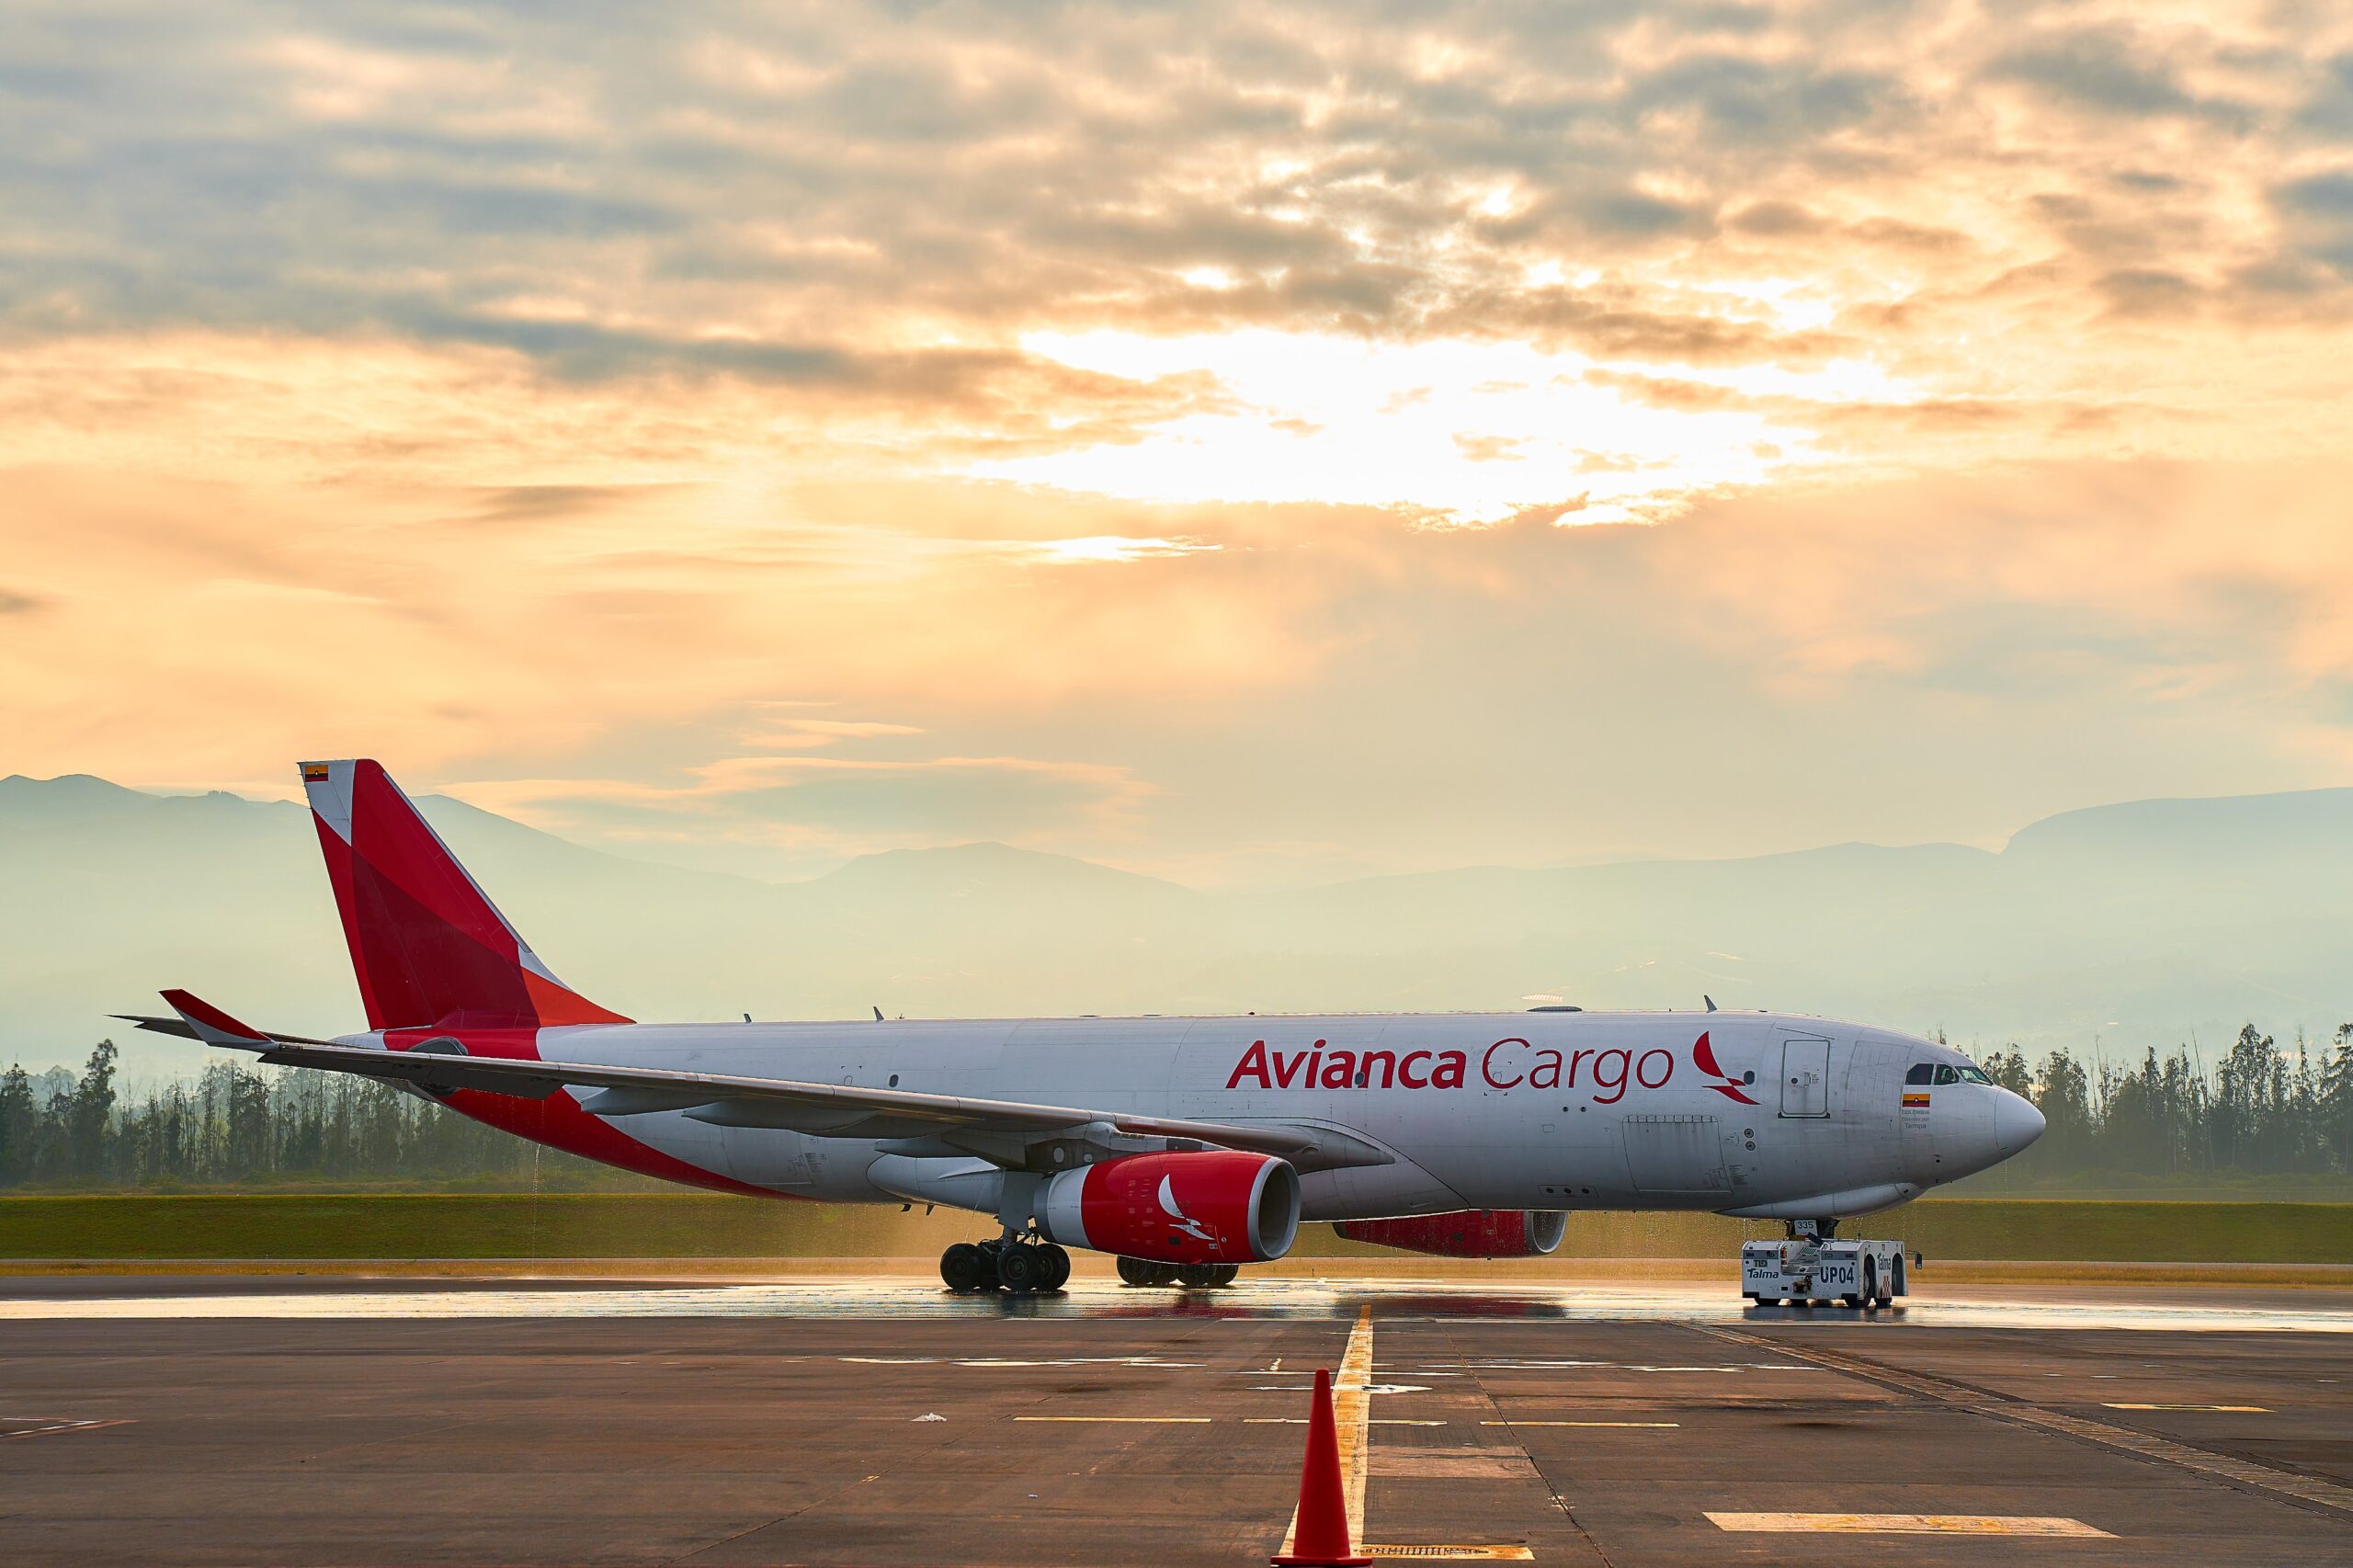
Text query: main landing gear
940 1235 1072 1295
1116 1256 1240 1289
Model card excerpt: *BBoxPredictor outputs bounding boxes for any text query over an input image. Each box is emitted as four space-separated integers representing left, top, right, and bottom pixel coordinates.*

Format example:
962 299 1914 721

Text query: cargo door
1622 1113 1729 1195
1779 1036 1830 1118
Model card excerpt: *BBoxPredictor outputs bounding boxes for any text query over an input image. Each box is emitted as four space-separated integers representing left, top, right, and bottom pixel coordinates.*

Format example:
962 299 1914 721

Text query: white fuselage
348 1010 2038 1222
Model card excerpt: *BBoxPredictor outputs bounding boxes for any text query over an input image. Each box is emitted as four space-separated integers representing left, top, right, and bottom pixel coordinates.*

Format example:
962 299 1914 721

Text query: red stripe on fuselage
386 1028 784 1199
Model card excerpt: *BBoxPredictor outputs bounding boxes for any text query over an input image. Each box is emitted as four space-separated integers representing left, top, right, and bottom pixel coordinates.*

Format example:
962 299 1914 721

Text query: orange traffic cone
1270 1366 1371 1567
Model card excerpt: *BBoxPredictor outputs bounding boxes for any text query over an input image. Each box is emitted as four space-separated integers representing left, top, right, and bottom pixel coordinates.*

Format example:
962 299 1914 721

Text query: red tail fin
300 759 629 1031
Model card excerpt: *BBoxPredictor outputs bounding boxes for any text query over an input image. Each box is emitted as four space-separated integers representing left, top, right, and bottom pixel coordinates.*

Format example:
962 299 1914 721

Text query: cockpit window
1933 1064 1961 1085
1955 1063 1993 1085
1905 1063 1935 1085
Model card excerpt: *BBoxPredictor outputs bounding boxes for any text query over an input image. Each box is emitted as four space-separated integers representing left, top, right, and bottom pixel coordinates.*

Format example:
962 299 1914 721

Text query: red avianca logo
1224 1030 1753 1107
1693 1030 1759 1105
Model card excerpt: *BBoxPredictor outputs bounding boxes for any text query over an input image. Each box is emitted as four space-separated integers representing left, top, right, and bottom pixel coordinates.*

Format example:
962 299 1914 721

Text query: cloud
454 751 1160 871
2274 170 2353 278
8 2 2353 886
1985 28 2250 127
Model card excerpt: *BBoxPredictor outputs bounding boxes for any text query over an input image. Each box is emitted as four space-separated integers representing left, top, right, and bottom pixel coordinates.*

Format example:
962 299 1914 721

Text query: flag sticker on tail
301 761 332 783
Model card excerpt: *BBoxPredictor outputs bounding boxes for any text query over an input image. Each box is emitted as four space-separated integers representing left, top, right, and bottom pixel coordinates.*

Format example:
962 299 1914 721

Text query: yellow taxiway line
1276 1304 1376 1558
2104 1403 2268 1412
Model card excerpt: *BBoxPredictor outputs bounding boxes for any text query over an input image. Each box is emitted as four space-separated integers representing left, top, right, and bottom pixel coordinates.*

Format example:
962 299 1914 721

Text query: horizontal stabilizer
160 988 267 1045
112 992 336 1049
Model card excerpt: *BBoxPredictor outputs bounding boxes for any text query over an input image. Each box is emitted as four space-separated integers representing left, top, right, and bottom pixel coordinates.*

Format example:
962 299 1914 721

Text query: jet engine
1037 1150 1300 1264
1334 1209 1568 1258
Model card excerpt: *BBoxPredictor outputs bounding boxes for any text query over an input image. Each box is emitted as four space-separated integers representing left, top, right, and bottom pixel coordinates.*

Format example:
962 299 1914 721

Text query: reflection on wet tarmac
1 1277 2347 1332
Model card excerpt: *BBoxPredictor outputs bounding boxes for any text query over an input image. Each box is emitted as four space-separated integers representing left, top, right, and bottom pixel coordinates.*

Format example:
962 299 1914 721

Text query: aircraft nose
1995 1089 2045 1155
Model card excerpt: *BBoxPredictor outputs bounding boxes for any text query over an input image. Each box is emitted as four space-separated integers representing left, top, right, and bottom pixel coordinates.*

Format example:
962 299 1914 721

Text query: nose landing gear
939 1235 1072 1295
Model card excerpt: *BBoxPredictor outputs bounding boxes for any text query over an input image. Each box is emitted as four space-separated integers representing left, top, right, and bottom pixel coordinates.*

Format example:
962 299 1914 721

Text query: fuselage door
1779 1036 1830 1118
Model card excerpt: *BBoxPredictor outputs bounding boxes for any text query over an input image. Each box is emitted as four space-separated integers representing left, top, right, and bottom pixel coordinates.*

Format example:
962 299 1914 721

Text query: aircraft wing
116 992 1388 1172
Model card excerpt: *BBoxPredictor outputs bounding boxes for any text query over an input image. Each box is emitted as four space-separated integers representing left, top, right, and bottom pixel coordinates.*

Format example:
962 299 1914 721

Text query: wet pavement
2 1273 2348 1564
4 1271 2350 1334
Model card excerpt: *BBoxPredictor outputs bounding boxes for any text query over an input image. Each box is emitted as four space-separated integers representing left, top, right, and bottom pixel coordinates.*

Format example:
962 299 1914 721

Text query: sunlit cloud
1019 536 1221 564
980 329 1923 522
6 0 2353 886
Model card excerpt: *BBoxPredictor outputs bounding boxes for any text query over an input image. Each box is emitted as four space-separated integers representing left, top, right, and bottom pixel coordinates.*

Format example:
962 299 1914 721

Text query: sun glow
977 330 1915 525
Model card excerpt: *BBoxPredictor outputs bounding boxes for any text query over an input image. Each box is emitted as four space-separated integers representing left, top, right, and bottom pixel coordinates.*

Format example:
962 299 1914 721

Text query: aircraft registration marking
1707 1513 2112 1538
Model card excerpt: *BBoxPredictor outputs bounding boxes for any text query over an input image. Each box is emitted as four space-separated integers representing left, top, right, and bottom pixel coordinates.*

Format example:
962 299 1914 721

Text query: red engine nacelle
1333 1209 1569 1258
1038 1150 1301 1265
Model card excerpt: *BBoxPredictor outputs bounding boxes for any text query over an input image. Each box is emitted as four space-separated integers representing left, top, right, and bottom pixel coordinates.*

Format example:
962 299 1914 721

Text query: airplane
121 759 2045 1296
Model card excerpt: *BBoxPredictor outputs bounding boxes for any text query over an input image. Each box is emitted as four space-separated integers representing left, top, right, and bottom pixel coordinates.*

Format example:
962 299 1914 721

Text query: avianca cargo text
1222 1032 1760 1107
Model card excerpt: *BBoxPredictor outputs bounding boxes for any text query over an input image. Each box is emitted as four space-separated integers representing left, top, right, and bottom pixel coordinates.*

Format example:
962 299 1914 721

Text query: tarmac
3 1270 2349 1566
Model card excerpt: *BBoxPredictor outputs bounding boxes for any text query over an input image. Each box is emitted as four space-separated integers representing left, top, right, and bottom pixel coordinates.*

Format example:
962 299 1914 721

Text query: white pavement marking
1708 1512 2112 1538
1695 1323 2353 1519
0 1417 131 1441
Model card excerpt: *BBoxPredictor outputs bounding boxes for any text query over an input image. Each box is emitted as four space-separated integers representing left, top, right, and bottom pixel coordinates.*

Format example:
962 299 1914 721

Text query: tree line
3 1026 2351 1191
0 1042 619 1189
1976 1025 2353 1184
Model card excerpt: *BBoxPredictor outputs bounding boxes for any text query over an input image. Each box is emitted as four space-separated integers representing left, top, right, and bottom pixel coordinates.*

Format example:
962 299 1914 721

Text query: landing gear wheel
1211 1263 1239 1288
1860 1256 1879 1310
998 1244 1044 1294
940 1243 986 1293
1040 1244 1072 1292
1116 1256 1158 1287
1176 1262 1219 1289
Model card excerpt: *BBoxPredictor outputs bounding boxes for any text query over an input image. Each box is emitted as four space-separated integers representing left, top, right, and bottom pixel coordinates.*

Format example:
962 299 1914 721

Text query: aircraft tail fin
299 759 630 1032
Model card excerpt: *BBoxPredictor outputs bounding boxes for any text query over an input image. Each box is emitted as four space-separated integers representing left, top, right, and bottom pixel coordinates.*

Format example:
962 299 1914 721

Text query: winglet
159 989 271 1048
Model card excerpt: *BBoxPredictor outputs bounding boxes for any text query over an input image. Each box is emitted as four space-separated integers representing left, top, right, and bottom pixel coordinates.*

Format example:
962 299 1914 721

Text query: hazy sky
6 1 2353 886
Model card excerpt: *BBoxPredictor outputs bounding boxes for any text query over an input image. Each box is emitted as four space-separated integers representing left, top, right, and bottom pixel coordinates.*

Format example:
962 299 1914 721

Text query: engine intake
1334 1209 1568 1258
1039 1150 1300 1264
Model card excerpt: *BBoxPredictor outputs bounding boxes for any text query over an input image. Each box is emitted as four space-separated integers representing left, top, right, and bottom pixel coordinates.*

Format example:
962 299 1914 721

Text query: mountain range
6 773 2353 1078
